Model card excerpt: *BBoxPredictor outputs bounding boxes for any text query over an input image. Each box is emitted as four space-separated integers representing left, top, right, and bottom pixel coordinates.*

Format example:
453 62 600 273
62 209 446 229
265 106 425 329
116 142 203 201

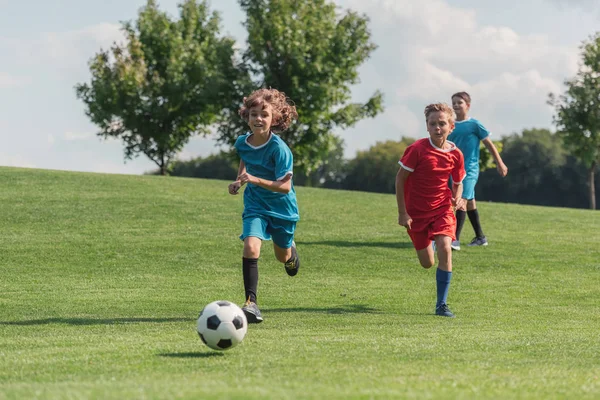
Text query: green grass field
0 166 599 399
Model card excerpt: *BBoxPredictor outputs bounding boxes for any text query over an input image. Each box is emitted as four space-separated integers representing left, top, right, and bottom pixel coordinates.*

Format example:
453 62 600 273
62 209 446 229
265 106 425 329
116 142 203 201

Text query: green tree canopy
549 32 600 209
344 137 415 194
217 0 384 175
76 0 241 175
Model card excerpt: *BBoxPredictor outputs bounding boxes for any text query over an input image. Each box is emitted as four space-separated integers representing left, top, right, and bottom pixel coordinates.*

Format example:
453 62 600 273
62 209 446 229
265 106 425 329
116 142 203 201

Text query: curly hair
424 103 456 123
239 88 298 133
452 91 471 105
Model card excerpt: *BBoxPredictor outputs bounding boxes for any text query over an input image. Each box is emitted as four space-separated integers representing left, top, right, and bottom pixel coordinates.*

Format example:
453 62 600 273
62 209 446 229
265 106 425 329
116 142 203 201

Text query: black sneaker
242 299 263 324
284 242 300 277
468 236 488 247
435 303 455 318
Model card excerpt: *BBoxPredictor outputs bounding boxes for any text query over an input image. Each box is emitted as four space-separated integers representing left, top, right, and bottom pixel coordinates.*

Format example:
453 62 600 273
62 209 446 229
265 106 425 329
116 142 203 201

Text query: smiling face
452 95 470 121
426 110 455 146
248 103 273 136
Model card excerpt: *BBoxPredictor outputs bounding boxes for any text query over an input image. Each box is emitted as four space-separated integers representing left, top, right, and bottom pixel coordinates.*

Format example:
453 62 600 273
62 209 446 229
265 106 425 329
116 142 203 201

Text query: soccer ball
197 300 248 351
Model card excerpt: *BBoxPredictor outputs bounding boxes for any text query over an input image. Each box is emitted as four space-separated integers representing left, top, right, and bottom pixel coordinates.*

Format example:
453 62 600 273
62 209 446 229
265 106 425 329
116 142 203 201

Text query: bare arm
228 160 246 195
238 171 292 194
482 137 508 177
237 160 246 177
395 167 412 229
451 182 465 210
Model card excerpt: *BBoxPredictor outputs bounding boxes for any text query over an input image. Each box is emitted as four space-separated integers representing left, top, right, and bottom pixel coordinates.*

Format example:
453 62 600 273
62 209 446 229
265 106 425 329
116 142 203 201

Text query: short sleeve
234 134 247 151
452 149 466 183
399 144 419 172
274 144 294 181
475 120 491 141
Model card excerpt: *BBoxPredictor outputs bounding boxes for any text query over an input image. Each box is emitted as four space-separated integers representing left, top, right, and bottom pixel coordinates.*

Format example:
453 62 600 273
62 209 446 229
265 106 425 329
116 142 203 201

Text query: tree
344 137 415 194
217 0 384 175
164 152 238 180
76 0 241 175
293 136 348 188
549 33 600 209
479 140 503 172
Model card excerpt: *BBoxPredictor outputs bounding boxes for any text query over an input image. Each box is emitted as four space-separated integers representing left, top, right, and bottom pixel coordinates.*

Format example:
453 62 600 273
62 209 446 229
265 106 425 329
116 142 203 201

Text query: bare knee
419 259 434 269
273 245 292 263
243 238 261 259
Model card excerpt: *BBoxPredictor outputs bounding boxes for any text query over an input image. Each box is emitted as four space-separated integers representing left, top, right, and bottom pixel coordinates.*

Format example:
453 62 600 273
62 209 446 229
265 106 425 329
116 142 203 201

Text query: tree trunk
590 162 596 210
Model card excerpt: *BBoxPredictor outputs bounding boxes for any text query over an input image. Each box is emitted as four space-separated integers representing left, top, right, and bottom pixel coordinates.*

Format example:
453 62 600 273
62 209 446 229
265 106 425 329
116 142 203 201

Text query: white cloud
333 0 579 151
1 23 124 72
47 134 55 144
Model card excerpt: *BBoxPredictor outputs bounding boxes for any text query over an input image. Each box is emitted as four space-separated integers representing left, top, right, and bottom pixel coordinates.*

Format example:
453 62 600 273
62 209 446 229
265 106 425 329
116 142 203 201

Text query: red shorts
407 210 456 251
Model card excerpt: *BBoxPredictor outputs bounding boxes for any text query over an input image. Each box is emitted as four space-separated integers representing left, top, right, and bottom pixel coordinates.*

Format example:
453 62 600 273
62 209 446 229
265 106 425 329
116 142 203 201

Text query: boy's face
426 111 455 142
452 96 469 117
248 103 273 136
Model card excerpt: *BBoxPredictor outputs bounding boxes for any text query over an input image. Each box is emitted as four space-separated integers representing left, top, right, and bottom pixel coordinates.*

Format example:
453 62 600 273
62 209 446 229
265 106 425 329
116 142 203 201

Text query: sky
0 0 599 175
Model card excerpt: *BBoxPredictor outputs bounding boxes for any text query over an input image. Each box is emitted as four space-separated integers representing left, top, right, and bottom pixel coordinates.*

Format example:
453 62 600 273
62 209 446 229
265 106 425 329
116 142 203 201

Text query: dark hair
452 91 471 105
239 88 298 133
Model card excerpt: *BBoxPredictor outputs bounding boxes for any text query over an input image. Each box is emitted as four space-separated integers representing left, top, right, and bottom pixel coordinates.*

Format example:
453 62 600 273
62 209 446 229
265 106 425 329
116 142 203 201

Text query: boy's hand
453 197 466 211
238 172 257 186
228 181 241 195
497 162 508 177
398 212 412 230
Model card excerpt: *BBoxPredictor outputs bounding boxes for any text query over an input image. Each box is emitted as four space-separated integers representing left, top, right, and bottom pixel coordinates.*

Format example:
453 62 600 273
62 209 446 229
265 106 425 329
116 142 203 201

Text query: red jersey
399 138 466 219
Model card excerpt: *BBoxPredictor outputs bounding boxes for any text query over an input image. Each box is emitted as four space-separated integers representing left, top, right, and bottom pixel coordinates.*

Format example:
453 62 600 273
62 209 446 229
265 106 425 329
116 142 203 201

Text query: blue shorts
240 215 296 249
462 176 478 200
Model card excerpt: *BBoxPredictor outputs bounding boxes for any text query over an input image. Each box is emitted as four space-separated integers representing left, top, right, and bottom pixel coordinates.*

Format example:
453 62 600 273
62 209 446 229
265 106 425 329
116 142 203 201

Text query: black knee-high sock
455 210 467 241
467 209 485 238
242 257 258 303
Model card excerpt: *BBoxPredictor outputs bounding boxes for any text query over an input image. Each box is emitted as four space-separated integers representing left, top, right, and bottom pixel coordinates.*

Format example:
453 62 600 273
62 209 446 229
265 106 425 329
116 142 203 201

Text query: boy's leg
240 217 269 323
434 235 453 316
408 223 435 268
466 199 487 246
243 237 261 303
242 237 264 323
432 213 456 317
270 218 300 276
454 209 467 246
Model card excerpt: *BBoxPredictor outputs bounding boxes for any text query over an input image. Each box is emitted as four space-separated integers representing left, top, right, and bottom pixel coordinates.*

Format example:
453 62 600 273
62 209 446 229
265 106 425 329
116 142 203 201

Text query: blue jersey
234 133 299 221
448 118 490 176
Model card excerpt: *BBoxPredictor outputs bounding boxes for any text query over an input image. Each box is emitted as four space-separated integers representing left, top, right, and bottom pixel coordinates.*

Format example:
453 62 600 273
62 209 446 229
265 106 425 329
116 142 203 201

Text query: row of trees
75 0 600 209
76 0 382 176
166 129 598 209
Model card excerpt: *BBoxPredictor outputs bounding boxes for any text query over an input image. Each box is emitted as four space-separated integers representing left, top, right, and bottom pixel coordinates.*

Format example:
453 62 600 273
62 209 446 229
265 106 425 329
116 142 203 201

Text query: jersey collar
245 132 273 149
428 137 457 152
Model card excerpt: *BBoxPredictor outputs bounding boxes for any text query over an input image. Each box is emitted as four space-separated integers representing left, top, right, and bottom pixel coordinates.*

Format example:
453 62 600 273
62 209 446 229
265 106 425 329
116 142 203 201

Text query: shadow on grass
297 240 413 249
0 317 192 326
158 352 224 359
265 304 382 314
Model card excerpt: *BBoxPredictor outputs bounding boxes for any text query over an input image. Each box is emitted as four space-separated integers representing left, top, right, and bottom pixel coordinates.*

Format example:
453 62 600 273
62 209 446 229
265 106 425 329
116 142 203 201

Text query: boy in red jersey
395 103 466 317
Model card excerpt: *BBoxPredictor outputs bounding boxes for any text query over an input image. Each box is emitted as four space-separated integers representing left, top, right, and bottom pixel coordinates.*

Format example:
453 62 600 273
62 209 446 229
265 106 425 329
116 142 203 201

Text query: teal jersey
448 118 490 175
234 133 299 221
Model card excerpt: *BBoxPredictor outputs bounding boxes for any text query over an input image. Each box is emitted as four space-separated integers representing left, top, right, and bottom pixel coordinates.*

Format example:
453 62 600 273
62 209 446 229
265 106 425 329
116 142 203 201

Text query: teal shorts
240 215 296 249
461 176 478 200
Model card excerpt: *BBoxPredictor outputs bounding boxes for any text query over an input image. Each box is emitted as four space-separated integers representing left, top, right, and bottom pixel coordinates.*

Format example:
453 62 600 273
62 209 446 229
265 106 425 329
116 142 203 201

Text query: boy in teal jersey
228 88 301 323
448 92 508 249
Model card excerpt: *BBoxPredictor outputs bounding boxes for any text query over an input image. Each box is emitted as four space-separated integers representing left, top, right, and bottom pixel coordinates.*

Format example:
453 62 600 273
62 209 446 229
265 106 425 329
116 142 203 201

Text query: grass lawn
0 167 599 399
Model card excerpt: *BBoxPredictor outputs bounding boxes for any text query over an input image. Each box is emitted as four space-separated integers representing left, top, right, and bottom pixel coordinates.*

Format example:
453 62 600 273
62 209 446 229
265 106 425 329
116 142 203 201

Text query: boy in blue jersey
228 88 300 323
448 92 508 250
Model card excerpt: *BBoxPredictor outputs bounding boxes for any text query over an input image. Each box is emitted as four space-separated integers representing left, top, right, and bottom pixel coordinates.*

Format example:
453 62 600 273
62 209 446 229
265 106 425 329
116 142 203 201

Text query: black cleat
284 242 300 277
242 299 263 324
435 303 455 318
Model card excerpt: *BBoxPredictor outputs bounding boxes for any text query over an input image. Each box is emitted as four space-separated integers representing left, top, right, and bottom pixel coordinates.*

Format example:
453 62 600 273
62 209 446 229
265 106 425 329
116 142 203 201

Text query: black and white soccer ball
197 300 248 351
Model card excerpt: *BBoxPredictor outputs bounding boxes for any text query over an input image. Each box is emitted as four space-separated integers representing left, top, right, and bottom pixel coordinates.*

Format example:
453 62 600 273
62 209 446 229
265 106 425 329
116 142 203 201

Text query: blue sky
0 0 598 174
